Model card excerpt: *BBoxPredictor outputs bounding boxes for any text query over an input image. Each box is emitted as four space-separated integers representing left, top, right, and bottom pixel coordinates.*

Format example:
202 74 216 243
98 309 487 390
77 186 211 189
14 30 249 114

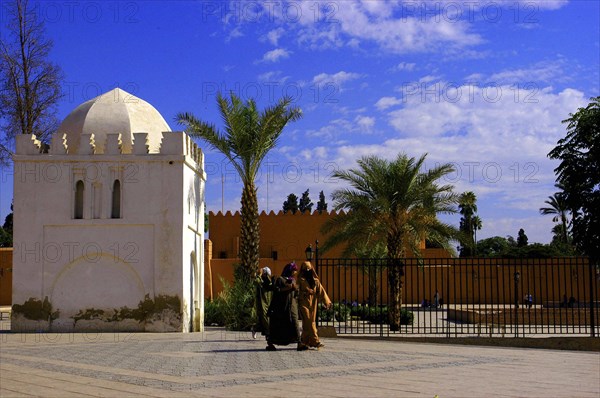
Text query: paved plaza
1 326 599 398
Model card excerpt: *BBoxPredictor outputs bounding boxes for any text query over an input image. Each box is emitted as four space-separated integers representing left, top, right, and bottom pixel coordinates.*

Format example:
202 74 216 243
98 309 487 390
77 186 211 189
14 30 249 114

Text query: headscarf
281 262 298 282
300 261 318 288
261 267 272 277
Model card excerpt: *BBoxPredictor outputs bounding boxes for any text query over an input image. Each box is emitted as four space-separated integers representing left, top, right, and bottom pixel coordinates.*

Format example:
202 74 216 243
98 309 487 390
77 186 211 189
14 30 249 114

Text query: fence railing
316 257 600 337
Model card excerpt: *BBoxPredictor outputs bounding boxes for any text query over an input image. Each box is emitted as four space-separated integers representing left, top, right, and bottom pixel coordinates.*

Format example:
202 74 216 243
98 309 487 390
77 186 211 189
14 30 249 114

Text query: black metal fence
316 257 600 337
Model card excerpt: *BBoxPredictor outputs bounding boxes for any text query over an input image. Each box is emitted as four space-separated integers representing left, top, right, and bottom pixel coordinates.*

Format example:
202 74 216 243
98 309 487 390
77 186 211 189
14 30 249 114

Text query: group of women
254 261 332 351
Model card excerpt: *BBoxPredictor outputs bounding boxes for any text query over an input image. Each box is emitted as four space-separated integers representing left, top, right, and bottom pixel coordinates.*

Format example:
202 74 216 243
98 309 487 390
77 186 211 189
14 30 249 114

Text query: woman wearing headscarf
297 261 332 349
266 262 302 351
252 267 273 340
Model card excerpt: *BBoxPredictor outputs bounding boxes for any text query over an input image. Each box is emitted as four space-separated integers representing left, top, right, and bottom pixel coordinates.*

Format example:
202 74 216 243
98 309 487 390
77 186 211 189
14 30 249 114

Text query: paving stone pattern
1 328 599 397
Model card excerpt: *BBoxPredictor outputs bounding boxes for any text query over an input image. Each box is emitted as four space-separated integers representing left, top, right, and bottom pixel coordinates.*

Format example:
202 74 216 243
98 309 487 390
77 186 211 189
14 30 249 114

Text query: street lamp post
305 241 319 272
305 244 313 261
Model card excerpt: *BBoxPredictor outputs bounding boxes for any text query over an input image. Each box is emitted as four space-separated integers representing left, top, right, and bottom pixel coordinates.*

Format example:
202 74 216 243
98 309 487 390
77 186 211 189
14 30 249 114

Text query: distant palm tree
177 93 302 280
540 186 570 244
458 191 478 257
322 154 460 330
472 215 482 255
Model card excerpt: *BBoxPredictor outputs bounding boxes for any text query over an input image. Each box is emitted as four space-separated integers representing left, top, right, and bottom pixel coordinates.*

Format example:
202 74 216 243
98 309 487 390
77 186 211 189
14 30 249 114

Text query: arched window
74 180 84 219
111 180 121 219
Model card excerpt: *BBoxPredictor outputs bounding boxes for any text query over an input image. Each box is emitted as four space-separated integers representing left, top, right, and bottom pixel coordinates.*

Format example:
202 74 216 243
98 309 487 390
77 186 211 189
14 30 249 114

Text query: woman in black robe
266 262 302 351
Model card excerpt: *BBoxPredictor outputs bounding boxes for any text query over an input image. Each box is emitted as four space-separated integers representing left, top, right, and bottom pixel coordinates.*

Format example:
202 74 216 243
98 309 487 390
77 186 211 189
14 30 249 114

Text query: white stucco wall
12 132 205 332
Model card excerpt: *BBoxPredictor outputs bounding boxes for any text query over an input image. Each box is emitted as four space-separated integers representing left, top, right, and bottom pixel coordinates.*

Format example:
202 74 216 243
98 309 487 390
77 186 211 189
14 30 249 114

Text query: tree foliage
517 228 528 247
316 190 328 214
476 236 572 258
322 153 460 330
177 93 302 280
548 96 600 262
0 204 13 247
298 189 313 214
539 185 571 245
282 193 298 214
0 0 63 164
458 191 481 257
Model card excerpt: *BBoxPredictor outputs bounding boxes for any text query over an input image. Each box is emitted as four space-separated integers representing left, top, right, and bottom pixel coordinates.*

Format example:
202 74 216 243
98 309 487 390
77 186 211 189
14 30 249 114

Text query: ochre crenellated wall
205 210 437 299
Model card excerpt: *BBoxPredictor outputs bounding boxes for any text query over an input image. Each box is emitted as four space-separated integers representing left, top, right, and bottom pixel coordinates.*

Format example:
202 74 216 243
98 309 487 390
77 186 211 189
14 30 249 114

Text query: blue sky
0 0 598 243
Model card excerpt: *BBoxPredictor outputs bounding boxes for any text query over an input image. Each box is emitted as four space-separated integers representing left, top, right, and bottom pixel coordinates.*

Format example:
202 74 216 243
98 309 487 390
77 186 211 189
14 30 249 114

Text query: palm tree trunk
367 261 379 306
560 213 568 244
387 233 404 331
240 181 260 282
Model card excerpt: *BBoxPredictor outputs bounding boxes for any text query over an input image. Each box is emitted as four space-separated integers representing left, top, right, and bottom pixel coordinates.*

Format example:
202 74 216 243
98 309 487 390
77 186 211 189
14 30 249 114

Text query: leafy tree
539 185 570 245
177 93 302 281
506 235 517 247
0 0 63 165
0 204 13 247
0 227 11 247
322 153 460 330
517 228 528 247
476 236 571 258
316 190 328 214
476 236 511 257
298 189 313 214
282 193 298 214
548 96 600 263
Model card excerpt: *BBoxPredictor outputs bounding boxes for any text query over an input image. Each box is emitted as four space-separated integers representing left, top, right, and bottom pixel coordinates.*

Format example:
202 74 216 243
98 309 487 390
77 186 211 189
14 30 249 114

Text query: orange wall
208 210 428 261
0 248 13 306
205 250 596 306
209 210 348 260
317 258 597 305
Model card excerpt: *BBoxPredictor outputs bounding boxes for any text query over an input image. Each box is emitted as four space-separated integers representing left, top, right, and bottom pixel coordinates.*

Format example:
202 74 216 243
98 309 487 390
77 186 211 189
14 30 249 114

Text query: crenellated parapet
15 131 204 164
209 210 346 217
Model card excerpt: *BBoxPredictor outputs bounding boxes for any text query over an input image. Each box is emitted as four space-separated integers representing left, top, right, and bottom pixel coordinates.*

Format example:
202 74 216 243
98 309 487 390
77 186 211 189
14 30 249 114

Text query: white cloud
266 27 285 45
355 115 375 132
326 85 587 243
228 1 569 54
472 0 569 11
487 61 566 84
258 70 289 83
375 96 402 110
261 48 291 63
394 62 416 72
306 112 376 140
225 26 243 42
312 71 362 88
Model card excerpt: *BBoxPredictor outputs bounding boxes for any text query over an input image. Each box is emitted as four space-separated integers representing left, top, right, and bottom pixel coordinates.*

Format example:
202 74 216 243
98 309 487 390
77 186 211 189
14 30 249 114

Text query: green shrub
204 299 225 326
318 302 352 322
400 309 414 325
213 264 256 331
365 306 388 324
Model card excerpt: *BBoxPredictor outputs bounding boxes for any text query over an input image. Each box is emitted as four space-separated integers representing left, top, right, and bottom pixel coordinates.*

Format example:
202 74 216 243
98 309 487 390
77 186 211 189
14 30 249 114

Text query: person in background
252 267 273 340
297 261 332 350
266 262 300 351
433 289 440 309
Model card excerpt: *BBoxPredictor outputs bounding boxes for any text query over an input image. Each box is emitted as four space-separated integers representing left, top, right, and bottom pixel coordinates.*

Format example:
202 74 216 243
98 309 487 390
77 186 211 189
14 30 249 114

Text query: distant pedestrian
524 293 533 309
266 262 300 351
433 290 440 308
297 261 331 350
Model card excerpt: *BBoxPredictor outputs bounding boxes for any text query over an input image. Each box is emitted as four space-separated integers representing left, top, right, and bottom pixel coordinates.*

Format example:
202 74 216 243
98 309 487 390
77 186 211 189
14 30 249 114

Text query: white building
11 88 205 332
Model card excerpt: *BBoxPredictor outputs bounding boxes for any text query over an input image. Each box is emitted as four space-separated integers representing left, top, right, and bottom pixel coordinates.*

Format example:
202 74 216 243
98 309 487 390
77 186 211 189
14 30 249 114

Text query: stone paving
0 327 599 397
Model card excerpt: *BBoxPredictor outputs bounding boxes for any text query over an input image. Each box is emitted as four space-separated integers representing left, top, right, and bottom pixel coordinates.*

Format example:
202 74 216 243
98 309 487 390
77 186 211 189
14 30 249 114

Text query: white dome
56 88 171 154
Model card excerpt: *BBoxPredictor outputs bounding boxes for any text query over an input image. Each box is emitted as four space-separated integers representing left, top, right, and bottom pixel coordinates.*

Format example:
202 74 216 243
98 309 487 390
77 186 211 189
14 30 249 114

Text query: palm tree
322 154 460 330
472 215 482 255
540 186 570 244
458 191 478 257
177 93 302 280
